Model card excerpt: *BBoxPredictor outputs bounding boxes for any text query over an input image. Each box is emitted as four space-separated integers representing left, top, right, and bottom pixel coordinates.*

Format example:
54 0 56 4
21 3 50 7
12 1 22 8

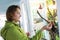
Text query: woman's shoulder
1 22 15 34
1 23 16 39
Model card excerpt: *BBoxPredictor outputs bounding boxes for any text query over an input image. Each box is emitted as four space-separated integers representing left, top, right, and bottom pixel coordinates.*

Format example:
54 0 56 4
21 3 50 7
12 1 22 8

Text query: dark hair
6 5 20 21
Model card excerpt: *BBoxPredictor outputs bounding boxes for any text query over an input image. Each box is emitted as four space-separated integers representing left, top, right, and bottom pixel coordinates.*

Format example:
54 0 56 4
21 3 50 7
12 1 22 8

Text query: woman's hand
41 22 52 31
26 32 30 37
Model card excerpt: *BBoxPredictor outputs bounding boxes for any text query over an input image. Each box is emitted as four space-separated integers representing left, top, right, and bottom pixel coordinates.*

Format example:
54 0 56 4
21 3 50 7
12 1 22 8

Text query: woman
1 5 52 40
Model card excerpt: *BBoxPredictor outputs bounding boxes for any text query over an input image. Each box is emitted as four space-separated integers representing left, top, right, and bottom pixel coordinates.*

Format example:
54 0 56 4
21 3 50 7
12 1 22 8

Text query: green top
1 21 42 40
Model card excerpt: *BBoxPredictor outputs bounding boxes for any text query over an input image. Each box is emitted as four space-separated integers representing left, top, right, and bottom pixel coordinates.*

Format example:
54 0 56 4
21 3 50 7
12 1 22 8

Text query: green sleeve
30 30 42 40
6 27 28 40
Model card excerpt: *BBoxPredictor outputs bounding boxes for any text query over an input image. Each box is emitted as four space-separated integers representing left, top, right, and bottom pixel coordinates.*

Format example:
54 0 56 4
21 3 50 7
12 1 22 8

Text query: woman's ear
9 13 14 20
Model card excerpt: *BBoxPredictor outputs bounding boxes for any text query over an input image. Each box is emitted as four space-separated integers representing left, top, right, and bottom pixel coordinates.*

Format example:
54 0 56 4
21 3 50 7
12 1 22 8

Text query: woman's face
12 8 21 22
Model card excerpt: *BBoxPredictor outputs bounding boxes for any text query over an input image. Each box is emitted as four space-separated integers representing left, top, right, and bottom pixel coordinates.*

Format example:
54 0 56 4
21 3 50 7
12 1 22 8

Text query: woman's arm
29 30 42 40
30 22 52 40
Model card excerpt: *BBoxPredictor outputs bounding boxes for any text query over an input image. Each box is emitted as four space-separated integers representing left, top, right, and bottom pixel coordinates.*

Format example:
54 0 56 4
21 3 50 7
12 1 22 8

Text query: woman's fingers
41 21 54 31
46 22 52 30
43 23 52 30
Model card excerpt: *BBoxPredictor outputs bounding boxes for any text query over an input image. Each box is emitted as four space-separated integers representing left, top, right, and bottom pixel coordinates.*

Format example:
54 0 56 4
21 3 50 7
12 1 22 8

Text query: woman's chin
17 19 20 22
14 19 20 22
